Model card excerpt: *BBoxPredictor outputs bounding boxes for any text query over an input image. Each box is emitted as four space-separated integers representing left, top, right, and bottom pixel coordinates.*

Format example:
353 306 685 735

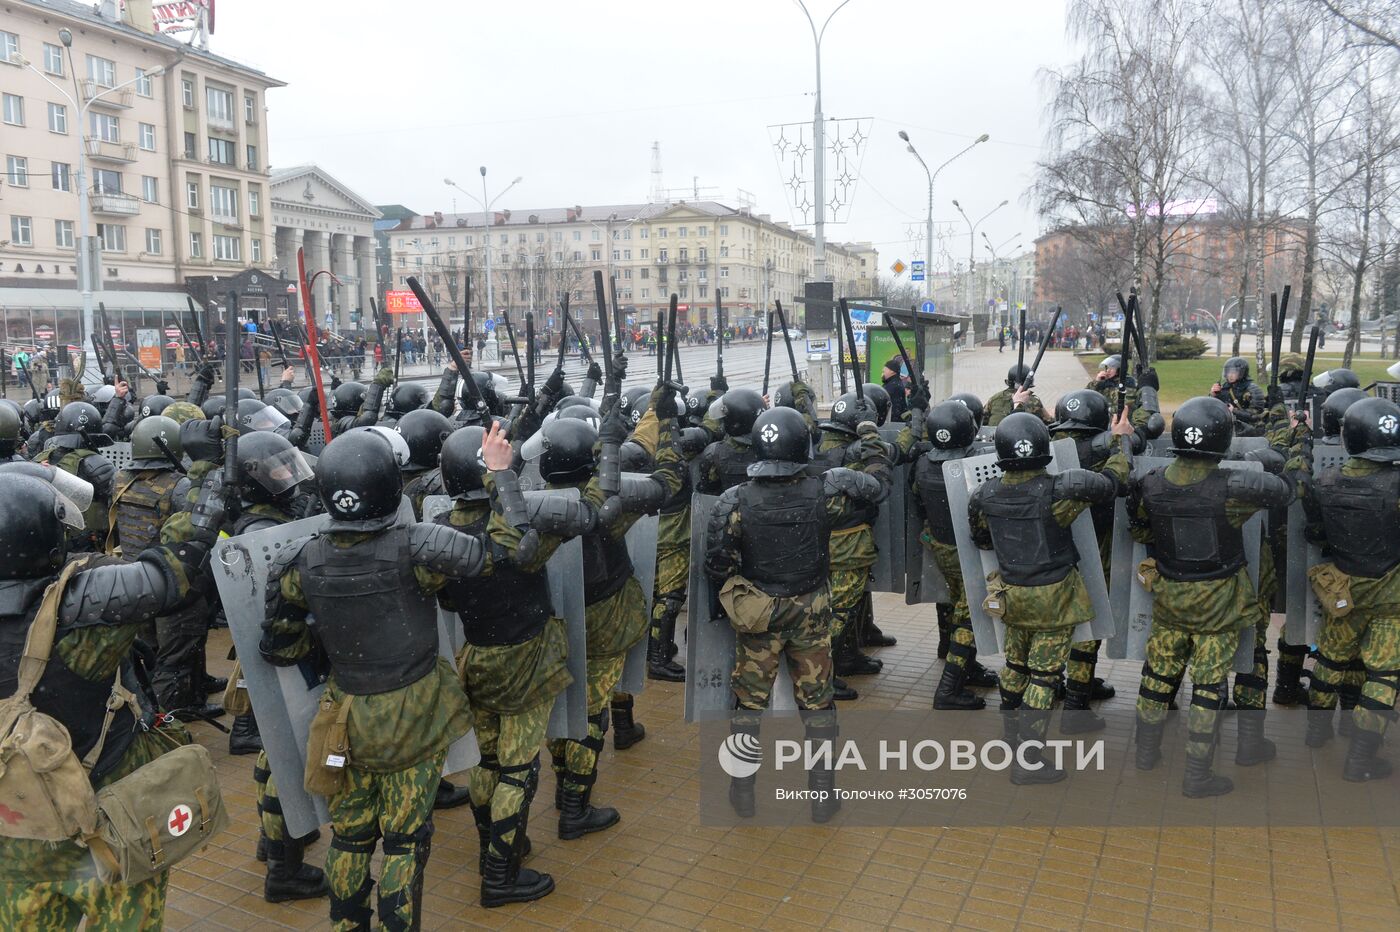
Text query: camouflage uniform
984 388 1049 428
815 431 891 648
1213 379 1268 436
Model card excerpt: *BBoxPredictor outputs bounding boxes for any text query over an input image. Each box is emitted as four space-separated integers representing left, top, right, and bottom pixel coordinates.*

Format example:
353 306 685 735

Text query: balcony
655 256 668 264
211 213 241 229
82 80 133 109
90 191 141 216
84 137 137 163
675 256 690 266
208 114 235 133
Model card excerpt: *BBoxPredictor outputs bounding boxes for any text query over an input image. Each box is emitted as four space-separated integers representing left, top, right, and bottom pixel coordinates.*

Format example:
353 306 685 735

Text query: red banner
384 290 424 314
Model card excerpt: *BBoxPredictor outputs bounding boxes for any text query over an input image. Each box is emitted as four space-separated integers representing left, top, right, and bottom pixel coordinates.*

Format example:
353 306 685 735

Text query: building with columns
269 166 380 333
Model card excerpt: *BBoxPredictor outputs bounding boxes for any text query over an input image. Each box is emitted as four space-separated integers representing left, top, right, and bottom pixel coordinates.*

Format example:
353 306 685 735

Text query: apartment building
0 0 282 346
383 199 876 334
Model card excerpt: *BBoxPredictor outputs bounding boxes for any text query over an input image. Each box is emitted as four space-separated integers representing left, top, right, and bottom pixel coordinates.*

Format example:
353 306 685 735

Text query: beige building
0 0 282 346
384 200 875 335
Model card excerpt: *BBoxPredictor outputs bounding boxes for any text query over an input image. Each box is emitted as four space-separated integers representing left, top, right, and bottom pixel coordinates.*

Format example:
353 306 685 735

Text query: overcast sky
212 0 1072 277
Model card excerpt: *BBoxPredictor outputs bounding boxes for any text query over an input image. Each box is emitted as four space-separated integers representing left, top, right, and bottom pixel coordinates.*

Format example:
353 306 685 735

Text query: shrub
1152 333 1208 360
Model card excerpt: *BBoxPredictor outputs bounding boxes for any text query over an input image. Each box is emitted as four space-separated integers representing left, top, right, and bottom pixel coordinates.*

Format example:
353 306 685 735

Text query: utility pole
898 131 988 304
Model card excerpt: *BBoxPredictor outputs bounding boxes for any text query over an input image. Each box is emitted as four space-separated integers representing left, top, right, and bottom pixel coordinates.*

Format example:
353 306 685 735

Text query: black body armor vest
737 476 829 597
1139 468 1245 581
703 440 758 494
435 509 552 645
583 528 634 606
1317 466 1400 579
979 474 1079 586
914 456 958 547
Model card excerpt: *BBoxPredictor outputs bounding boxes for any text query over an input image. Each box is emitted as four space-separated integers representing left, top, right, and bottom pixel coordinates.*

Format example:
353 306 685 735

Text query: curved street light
897 131 989 301
445 172 522 327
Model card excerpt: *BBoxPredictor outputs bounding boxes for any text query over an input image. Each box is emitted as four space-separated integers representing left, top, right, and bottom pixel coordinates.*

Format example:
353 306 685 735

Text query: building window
48 102 67 134
42 42 64 76
135 68 153 98
639 228 648 239
93 169 122 194
698 226 708 236
719 245 729 258
573 251 582 261
55 220 74 249
189 232 203 258
244 93 256 123
623 269 632 279
206 86 234 124
591 229 600 241
141 175 159 203
86 55 116 88
613 250 620 261
183 132 196 159
679 248 689 261
721 286 730 298
571 230 580 242
518 233 527 244
245 145 258 171
97 223 126 252
640 268 649 280
214 234 241 262
145 228 162 255
207 137 235 166
641 288 649 299
52 162 71 191
640 252 649 264
11 216 33 246
699 284 709 298
139 123 156 151
90 111 119 143
6 156 28 188
659 249 668 261
720 266 729 278
592 249 601 261
248 189 261 216
181 78 194 109
720 225 729 236
678 226 688 237
499 234 508 246
2 94 23 126
210 185 239 222
186 181 200 210
657 228 667 238
698 247 707 262
251 238 262 262
624 249 632 260
679 286 689 299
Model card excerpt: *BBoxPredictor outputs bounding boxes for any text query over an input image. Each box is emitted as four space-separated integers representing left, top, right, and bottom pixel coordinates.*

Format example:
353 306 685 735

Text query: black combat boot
1343 728 1393 783
202 673 229 695
933 663 986 711
173 702 225 724
832 675 858 702
1305 704 1335 748
999 687 1023 746
646 625 685 682
434 779 471 810
1234 711 1276 766
809 765 841 823
1011 711 1066 786
1181 748 1233 798
228 713 263 756
470 801 491 873
1059 681 1106 735
258 828 320 863
936 606 952 660
557 774 620 840
858 595 896 647
729 775 756 818
481 830 553 907
964 658 1000 689
1272 639 1308 705
1135 716 1165 771
1090 677 1116 701
264 837 330 903
834 620 881 677
611 696 646 750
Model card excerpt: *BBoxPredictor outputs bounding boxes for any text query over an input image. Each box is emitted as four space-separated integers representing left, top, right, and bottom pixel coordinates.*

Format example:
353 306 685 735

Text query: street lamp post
795 0 853 285
445 170 522 336
21 30 165 383
952 198 1008 328
897 131 989 302
982 232 1021 333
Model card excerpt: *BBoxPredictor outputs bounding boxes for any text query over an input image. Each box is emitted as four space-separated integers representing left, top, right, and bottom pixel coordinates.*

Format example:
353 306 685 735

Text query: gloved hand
710 375 729 394
188 476 231 545
1138 367 1160 390
585 361 603 384
907 382 930 412
856 420 880 441
374 366 394 387
330 376 342 391
541 365 566 400
611 352 628 380
598 406 630 445
156 379 170 396
653 385 678 421
195 363 218 386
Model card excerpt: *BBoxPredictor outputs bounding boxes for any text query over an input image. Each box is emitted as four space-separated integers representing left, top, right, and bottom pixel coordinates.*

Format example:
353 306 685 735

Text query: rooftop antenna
650 141 666 205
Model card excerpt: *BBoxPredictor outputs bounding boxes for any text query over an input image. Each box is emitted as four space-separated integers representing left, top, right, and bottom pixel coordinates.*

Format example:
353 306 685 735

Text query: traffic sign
911 260 926 282
483 318 496 333
921 300 936 315
890 259 907 276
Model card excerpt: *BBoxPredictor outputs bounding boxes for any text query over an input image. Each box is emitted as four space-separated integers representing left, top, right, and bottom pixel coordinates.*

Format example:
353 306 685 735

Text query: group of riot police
4 328 1400 928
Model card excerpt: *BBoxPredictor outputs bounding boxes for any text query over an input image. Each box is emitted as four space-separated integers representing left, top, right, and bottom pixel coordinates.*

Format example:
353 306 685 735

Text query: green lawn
1074 354 1399 413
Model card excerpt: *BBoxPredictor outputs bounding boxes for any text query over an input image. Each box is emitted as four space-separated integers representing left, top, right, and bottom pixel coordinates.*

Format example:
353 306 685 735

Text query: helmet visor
248 406 290 433
248 447 314 495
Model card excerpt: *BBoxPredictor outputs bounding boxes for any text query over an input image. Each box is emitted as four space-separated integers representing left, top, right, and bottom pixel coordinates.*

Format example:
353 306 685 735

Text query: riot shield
1284 443 1350 644
104 440 133 472
212 497 478 838
1109 457 1262 672
903 504 951 606
684 491 796 721
871 425 906 595
422 493 588 741
617 474 659 695
943 439 1115 654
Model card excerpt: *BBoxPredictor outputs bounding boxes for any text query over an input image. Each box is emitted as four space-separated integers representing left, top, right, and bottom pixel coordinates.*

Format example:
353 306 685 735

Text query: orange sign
384 291 424 314
136 328 163 371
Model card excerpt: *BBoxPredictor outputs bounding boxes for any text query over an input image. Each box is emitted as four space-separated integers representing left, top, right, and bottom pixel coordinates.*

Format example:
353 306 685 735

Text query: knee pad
330 825 379 856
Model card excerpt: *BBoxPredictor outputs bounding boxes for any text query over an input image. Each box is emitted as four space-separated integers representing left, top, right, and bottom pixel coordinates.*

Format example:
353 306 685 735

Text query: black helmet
540 418 598 484
994 411 1051 469
440 426 489 499
458 372 503 416
1313 367 1360 398
239 430 313 505
557 395 596 412
557 404 601 431
1098 354 1122 375
387 382 430 418
235 398 269 435
558 380 576 399
684 390 705 423
130 415 182 468
1343 397 1400 463
237 387 258 402
749 407 811 477
719 388 765 440
821 391 877 438
1322 387 1368 437
331 381 367 417
1222 356 1251 383
201 396 227 419
89 384 116 412
861 383 891 425
619 440 651 472
139 394 175 419
395 408 452 470
0 474 70 578
1005 363 1033 388
0 402 21 458
925 401 977 453
53 401 110 448
949 392 985 428
619 387 650 428
316 429 403 523
23 398 42 427
1054 390 1110 433
264 387 304 420
1170 396 1234 458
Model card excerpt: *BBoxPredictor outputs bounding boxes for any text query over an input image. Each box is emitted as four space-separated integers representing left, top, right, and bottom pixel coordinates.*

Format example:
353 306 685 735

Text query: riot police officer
1211 357 1267 436
695 388 766 494
985 364 1052 427
395 408 453 519
33 401 116 552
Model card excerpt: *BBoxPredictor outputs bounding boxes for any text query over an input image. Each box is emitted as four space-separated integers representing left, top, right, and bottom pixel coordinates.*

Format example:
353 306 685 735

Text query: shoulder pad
408 521 485 578
678 427 710 457
525 491 597 537
1225 465 1289 506
707 486 741 535
1054 467 1114 503
823 466 881 501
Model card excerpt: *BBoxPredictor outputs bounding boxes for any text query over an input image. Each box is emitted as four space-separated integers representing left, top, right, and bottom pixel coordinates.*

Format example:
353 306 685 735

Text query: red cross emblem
0 803 26 827
167 804 193 837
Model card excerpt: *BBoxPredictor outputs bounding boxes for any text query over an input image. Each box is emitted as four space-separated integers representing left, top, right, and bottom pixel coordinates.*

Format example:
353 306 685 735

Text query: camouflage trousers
548 651 627 795
829 567 870 638
928 539 976 671
1232 609 1271 712
998 623 1075 712
325 751 443 932
254 748 286 844
732 586 835 714
1307 608 1400 736
1066 640 1101 687
468 698 552 856
0 874 167 932
1137 625 1236 760
651 545 689 643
